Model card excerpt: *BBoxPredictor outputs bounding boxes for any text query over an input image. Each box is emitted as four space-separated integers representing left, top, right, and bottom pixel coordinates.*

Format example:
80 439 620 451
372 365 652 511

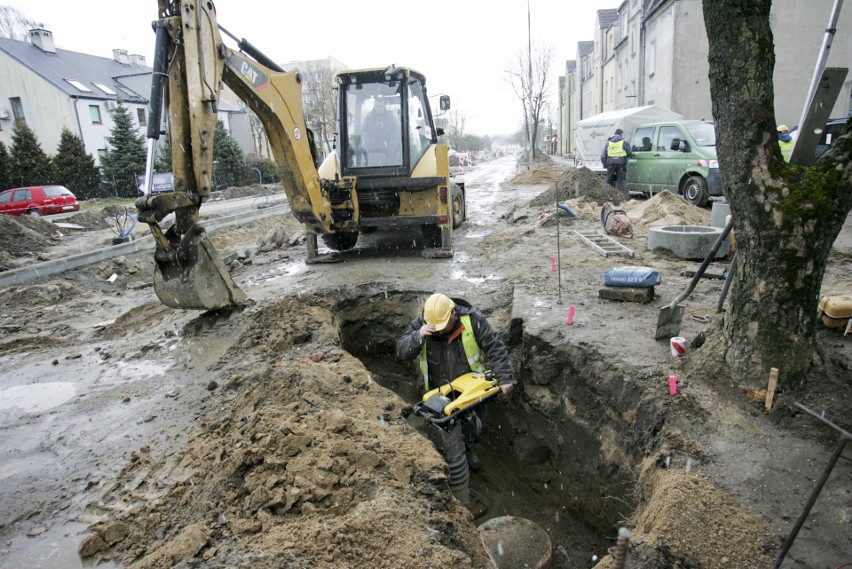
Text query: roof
0 36 151 103
597 9 619 29
577 41 595 58
565 60 577 73
643 0 672 21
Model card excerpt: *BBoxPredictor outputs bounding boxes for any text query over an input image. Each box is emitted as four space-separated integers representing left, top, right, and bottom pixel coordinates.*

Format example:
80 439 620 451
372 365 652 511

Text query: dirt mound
531 167 625 207
212 183 283 201
506 162 561 186
607 456 772 568
0 215 61 269
80 296 492 569
64 209 122 231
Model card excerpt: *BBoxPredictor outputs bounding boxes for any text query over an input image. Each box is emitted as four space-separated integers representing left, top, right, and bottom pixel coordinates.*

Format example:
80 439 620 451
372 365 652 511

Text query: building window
89 105 102 125
65 79 92 92
117 86 141 98
137 108 147 127
10 97 25 123
94 83 117 95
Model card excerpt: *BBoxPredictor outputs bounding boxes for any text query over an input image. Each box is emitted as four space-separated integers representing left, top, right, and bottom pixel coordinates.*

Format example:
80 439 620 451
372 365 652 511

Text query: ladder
574 230 635 258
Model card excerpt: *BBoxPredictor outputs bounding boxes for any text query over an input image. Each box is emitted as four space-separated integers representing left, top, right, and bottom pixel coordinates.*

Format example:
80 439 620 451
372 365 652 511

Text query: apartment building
558 0 852 154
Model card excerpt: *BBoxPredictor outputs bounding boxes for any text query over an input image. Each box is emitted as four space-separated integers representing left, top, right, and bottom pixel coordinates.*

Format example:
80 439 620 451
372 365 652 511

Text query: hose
557 202 580 218
109 207 136 239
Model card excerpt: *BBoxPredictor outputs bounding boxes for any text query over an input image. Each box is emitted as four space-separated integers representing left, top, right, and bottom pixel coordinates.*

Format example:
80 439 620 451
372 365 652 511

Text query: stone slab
598 286 655 303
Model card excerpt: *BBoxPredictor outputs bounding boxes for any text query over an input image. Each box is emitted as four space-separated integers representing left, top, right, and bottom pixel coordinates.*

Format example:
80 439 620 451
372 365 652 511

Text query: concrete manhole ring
647 225 729 260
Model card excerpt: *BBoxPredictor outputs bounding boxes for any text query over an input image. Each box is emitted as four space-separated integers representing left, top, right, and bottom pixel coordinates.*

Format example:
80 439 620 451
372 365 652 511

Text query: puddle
0 452 57 480
243 259 309 286
453 251 473 264
450 269 499 285
0 382 76 413
108 360 169 383
1 521 117 569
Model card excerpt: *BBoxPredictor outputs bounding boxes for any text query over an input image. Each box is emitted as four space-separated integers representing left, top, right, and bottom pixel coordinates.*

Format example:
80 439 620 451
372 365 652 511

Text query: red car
0 185 81 217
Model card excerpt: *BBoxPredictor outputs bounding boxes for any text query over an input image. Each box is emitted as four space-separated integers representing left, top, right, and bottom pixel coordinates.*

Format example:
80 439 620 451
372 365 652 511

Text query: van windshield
686 122 716 147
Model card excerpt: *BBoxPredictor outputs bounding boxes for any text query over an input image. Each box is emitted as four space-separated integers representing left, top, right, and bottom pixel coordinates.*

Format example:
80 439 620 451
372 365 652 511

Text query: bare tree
447 109 467 151
704 0 851 389
300 60 338 158
505 42 554 165
247 111 270 159
0 5 41 41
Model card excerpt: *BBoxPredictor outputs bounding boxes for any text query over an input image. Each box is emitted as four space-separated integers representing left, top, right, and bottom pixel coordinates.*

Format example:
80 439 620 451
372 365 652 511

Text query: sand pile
505 162 561 186
626 191 711 228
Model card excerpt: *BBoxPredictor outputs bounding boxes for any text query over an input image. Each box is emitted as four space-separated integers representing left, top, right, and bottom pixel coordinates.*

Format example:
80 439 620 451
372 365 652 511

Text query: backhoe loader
138 0 464 310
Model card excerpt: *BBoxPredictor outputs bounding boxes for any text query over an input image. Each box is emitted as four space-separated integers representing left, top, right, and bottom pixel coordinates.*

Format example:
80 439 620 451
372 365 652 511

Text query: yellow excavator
137 0 464 310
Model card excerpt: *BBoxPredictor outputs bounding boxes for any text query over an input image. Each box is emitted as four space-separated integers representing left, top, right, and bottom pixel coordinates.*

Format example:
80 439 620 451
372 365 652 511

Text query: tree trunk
703 0 851 388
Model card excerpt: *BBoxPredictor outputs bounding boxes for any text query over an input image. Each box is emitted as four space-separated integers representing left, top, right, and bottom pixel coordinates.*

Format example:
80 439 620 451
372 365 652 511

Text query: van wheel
28 209 42 217
682 176 709 207
451 186 466 229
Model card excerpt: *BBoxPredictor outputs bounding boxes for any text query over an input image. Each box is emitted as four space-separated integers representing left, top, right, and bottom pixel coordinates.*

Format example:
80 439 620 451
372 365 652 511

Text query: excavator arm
138 0 356 309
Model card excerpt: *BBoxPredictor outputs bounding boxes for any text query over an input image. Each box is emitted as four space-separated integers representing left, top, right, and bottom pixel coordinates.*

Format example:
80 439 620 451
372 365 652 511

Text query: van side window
632 127 654 152
657 126 683 152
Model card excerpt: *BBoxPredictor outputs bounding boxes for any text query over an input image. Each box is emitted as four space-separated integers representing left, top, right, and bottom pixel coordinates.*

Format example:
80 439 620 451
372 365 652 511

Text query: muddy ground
0 156 849 569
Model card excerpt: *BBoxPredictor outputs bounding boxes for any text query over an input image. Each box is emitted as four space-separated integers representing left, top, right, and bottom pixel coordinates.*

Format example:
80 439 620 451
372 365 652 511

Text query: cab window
345 82 403 168
407 78 433 166
631 127 654 152
657 126 684 152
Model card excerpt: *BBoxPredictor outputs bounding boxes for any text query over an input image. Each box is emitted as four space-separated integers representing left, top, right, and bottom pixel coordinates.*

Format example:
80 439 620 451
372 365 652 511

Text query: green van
625 120 722 207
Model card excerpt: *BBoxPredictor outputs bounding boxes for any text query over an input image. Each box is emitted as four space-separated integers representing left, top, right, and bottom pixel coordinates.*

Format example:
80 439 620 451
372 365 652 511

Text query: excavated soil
0 157 849 569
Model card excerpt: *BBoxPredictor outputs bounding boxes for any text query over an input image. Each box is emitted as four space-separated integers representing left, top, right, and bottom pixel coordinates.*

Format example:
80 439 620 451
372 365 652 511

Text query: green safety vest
779 139 793 162
419 314 485 390
607 139 627 158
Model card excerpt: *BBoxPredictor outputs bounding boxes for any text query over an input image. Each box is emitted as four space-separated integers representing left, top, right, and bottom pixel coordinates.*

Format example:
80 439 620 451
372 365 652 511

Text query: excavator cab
338 68 439 176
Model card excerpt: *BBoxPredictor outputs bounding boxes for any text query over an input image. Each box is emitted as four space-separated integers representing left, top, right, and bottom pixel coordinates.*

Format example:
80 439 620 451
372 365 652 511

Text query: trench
335 290 646 569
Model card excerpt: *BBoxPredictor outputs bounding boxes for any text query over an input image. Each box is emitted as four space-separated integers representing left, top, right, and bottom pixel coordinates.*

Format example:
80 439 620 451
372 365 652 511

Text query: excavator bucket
152 224 247 310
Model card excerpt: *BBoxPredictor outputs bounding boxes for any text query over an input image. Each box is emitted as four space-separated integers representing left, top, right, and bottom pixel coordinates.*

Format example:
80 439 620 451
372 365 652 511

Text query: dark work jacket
396 297 514 389
601 135 632 165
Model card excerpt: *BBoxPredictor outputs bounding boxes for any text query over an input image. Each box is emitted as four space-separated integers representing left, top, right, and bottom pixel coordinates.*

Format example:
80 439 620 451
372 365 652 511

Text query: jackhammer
412 372 503 506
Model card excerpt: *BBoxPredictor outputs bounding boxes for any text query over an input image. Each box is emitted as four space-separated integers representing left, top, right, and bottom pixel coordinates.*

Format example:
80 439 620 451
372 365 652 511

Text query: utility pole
527 0 534 166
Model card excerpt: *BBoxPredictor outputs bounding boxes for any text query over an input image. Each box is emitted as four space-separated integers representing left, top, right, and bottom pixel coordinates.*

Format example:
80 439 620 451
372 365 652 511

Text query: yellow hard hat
424 293 455 329
777 125 789 132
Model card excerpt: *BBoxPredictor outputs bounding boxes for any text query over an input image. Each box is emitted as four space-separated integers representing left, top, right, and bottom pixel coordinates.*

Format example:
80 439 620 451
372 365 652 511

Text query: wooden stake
765 368 779 413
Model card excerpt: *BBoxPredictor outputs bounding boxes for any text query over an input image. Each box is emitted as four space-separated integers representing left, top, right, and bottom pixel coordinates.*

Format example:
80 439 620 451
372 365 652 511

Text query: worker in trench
396 293 515 470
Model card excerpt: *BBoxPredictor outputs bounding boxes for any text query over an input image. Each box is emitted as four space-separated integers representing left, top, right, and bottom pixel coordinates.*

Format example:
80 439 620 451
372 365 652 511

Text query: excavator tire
451 186 466 229
321 231 359 251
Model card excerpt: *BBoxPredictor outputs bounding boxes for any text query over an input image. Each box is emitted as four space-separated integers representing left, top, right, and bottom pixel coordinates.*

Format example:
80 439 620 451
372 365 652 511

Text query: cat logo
240 61 258 85
228 55 269 90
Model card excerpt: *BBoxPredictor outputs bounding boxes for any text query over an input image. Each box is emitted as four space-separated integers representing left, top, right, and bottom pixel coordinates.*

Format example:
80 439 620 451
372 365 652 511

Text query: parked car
790 117 849 161
626 120 722 207
0 185 81 217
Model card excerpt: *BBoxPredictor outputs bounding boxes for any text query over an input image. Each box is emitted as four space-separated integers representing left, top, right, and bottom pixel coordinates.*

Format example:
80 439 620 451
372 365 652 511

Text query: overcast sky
6 0 622 135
